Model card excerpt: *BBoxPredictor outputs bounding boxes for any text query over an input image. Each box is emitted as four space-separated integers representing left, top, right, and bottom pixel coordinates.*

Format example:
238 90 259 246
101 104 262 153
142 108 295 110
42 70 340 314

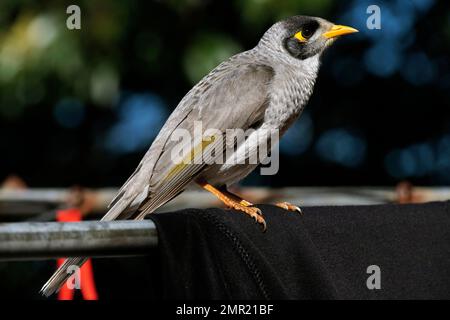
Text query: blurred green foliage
0 0 334 119
184 33 242 83
0 1 131 119
236 0 332 27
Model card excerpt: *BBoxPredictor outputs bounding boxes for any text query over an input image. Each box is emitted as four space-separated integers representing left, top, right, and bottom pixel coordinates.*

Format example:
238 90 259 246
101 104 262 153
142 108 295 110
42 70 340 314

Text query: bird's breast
265 66 317 132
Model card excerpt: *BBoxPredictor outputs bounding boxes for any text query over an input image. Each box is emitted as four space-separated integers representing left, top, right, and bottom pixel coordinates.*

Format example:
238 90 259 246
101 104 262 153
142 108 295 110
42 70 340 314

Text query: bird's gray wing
110 58 274 220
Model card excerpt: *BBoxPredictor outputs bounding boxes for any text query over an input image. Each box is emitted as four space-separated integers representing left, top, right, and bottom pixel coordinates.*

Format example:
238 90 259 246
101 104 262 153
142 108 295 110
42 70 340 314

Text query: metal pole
2 187 450 211
0 220 158 261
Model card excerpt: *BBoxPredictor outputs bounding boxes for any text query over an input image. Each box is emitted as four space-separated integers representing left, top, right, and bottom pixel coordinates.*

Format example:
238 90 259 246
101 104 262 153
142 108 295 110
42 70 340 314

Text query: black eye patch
282 17 322 60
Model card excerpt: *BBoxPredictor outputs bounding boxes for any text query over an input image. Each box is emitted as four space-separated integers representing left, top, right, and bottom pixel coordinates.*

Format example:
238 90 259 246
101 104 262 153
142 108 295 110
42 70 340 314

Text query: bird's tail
40 257 87 297
41 164 194 296
40 199 131 297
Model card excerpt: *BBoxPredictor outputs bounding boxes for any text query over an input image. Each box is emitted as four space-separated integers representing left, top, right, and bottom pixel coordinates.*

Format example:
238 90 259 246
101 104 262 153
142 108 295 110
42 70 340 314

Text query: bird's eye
294 27 314 42
302 26 314 38
294 22 318 42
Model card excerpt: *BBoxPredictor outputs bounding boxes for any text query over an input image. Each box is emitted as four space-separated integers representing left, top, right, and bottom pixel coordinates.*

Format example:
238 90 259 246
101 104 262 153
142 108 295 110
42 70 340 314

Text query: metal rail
0 220 158 261
0 186 448 261
2 187 450 217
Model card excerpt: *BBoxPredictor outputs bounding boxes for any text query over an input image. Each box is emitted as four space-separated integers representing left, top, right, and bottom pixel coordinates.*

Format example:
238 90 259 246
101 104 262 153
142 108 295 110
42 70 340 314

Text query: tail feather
41 170 192 296
39 199 133 297
40 257 87 297
40 189 174 296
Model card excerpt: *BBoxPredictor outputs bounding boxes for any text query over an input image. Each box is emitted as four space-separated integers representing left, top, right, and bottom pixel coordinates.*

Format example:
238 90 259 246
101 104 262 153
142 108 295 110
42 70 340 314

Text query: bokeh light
344 0 437 81
280 112 314 156
315 128 367 168
385 134 450 182
401 52 436 86
105 93 168 154
53 98 85 129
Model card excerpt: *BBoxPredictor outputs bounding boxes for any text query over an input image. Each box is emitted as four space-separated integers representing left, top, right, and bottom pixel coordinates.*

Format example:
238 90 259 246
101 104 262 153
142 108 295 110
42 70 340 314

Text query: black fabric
149 201 450 300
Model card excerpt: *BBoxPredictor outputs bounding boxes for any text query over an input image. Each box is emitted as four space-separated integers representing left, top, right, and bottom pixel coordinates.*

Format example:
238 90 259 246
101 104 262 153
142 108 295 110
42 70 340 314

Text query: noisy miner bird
41 15 357 296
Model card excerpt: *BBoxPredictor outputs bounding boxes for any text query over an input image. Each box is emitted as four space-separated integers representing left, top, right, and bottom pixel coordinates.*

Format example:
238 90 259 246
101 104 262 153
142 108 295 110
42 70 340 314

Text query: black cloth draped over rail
145 201 450 299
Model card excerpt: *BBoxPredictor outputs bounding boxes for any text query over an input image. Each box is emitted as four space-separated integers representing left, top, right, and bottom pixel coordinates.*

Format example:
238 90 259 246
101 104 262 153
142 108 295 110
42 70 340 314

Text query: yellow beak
322 24 359 39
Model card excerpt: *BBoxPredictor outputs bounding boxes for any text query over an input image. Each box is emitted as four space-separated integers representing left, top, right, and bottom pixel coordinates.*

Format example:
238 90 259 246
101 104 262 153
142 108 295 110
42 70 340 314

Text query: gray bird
41 15 357 296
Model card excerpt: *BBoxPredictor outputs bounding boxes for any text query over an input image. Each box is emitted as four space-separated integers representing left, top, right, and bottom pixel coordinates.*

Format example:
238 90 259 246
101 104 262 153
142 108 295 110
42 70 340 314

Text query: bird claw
244 207 266 232
251 209 266 232
276 202 303 215
227 202 266 232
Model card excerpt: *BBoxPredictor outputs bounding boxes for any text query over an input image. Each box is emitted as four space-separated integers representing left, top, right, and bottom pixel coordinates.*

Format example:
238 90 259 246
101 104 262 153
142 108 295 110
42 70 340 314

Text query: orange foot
197 181 266 231
276 202 303 214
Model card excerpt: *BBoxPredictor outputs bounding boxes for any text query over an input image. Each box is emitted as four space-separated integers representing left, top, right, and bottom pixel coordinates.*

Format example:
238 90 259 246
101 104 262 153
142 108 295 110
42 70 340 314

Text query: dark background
1 0 449 188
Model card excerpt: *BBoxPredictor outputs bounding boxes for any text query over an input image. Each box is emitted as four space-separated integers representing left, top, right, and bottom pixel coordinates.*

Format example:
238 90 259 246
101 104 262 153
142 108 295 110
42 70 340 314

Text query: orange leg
218 186 254 207
275 202 303 214
197 181 266 231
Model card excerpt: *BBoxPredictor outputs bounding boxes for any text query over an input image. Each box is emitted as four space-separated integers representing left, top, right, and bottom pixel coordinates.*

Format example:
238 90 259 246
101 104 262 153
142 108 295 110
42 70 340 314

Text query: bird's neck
266 56 319 131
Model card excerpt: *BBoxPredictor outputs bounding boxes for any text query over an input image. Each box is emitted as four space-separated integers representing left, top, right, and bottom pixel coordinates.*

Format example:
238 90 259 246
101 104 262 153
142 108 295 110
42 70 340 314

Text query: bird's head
259 15 358 61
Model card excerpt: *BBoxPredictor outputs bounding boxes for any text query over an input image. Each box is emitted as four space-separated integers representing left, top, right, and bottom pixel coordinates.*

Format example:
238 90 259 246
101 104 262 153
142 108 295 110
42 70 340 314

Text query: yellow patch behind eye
294 31 307 42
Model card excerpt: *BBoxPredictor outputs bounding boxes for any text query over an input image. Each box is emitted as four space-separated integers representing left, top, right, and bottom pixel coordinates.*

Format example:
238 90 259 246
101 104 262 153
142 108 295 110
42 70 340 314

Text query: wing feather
114 58 274 218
